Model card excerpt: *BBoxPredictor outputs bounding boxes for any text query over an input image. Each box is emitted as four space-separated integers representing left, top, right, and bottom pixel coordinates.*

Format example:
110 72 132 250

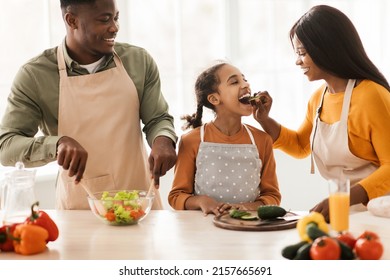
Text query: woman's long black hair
290 5 389 91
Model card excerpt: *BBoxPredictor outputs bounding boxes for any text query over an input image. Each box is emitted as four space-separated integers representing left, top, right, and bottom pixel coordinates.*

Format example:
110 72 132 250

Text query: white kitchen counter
0 209 389 260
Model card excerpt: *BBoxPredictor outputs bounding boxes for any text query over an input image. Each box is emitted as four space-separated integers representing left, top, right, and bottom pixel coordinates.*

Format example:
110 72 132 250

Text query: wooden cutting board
213 211 300 231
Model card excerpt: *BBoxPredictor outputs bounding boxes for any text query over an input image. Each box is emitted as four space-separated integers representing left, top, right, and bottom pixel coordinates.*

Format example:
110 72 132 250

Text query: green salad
100 190 146 225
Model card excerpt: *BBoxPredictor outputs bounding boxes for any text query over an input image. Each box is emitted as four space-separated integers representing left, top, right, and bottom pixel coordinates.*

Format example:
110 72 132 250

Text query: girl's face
212 64 253 117
292 35 324 82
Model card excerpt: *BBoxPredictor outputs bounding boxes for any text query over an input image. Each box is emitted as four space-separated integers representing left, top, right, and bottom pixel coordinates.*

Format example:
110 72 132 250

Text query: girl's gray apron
195 124 262 203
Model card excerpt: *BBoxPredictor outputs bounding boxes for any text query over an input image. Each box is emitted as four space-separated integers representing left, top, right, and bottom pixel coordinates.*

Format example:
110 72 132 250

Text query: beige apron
56 45 162 210
310 79 378 209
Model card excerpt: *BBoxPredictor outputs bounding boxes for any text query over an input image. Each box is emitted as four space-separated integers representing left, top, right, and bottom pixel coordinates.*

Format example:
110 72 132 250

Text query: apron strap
57 45 67 79
340 79 356 122
310 85 327 174
242 124 256 145
201 123 256 145
200 124 205 142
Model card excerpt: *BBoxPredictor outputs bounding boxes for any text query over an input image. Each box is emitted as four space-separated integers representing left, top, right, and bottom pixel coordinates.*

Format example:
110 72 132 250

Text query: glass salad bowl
87 189 154 226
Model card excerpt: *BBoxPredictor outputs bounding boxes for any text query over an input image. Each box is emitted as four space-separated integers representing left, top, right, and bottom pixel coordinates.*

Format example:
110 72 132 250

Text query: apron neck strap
242 124 256 145
57 44 121 76
340 79 356 122
200 123 256 145
200 124 205 142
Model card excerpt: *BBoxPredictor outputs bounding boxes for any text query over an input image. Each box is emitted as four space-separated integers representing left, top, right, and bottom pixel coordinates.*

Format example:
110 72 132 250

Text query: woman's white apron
310 79 378 209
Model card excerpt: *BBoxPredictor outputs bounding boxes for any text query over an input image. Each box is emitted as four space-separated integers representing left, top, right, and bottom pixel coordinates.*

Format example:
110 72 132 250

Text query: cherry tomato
336 232 357 249
355 233 383 260
105 210 116 222
310 236 341 260
130 209 145 220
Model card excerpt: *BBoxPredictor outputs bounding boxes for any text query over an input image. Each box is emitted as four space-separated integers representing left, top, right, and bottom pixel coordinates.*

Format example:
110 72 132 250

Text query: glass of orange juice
328 178 350 233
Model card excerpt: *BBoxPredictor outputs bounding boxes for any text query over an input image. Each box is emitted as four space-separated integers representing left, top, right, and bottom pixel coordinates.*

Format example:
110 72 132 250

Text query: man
0 0 177 209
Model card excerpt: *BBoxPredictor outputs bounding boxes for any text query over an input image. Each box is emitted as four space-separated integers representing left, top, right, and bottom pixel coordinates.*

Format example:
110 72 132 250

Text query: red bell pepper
0 223 19 252
25 201 59 242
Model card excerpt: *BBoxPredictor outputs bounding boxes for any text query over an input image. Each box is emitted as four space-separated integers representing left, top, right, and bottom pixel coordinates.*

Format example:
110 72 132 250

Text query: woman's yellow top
274 80 390 199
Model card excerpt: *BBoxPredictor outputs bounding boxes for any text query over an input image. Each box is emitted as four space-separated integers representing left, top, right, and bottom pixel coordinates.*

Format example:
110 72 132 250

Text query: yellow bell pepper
12 224 48 255
296 212 329 242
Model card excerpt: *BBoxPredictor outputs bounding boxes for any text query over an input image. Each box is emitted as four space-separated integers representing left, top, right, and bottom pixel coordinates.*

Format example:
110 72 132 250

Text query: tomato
357 230 380 241
336 232 357 249
105 210 116 222
355 233 384 260
130 209 145 220
310 236 341 260
124 205 134 211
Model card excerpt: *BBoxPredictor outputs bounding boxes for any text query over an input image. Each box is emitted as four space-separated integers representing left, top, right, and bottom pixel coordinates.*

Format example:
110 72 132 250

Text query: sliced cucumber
229 209 258 220
229 209 251 219
240 214 259 220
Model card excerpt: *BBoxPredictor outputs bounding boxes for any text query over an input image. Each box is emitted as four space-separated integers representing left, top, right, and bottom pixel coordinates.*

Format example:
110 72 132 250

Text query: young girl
168 62 281 215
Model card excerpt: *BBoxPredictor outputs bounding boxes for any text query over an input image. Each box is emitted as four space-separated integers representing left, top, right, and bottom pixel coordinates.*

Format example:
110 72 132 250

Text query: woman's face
67 0 119 64
292 34 324 82
212 64 253 117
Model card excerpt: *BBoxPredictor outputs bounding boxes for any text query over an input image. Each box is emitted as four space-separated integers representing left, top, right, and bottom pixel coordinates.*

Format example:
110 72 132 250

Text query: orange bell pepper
13 224 48 255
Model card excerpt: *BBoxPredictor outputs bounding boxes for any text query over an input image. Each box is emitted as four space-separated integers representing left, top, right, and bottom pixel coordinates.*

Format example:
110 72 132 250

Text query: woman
168 62 281 216
253 5 390 221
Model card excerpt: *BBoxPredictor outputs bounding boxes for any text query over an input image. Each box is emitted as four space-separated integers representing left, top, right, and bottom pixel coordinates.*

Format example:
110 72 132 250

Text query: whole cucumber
257 205 287 220
281 241 308 260
293 242 312 260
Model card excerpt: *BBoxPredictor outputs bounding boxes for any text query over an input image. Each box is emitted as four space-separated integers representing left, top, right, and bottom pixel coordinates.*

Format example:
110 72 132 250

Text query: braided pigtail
181 62 227 131
181 103 204 130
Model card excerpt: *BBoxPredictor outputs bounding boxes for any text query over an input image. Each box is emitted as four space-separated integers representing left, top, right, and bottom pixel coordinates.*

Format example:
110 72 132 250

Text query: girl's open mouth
238 93 266 105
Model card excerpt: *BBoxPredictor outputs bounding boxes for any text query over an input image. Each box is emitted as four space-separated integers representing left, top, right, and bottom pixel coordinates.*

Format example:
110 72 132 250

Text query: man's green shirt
0 40 177 167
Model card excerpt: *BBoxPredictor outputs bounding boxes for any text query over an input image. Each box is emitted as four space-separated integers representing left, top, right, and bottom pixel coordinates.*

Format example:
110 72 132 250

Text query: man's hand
56 136 88 183
148 136 177 188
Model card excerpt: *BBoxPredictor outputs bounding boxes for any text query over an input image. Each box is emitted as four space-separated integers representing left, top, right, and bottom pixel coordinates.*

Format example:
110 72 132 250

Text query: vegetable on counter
354 230 384 260
229 205 289 221
25 201 59 242
12 224 48 255
296 211 329 242
281 240 308 260
281 212 384 260
310 236 341 260
0 223 20 252
257 205 287 220
335 232 357 249
229 209 258 220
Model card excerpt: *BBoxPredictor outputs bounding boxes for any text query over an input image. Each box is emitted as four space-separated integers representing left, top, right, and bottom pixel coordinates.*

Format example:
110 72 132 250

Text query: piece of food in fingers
238 93 266 105
249 94 267 106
